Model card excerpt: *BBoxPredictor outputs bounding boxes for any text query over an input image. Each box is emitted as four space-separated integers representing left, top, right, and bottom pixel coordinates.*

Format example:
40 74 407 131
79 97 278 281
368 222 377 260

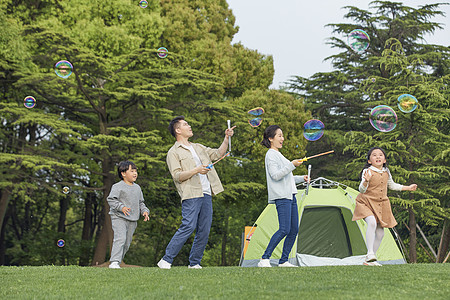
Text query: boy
107 161 149 269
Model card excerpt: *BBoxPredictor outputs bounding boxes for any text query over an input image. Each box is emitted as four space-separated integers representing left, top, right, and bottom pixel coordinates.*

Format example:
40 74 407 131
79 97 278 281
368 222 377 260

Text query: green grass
1 264 449 299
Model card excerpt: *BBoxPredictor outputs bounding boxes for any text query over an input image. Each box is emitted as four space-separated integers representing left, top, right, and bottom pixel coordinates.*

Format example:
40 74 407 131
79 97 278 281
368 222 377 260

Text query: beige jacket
166 141 224 201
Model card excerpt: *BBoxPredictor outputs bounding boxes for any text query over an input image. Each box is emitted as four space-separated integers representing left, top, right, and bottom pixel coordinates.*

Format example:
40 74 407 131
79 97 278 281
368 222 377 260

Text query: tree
1 0 278 266
287 1 450 262
159 0 274 97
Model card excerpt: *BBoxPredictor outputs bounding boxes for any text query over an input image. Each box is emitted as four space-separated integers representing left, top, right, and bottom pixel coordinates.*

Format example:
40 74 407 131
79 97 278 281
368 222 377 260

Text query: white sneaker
257 259 271 267
365 253 377 262
188 264 202 269
278 261 298 267
157 259 171 269
371 261 382 267
109 261 121 269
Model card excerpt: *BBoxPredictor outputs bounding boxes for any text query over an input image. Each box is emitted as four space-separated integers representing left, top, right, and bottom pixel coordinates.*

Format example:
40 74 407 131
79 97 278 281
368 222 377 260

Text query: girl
352 147 417 266
258 125 308 267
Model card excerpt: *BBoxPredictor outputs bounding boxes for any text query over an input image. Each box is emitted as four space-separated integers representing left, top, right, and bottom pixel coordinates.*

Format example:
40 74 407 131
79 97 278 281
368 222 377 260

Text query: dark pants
163 194 213 266
262 195 299 264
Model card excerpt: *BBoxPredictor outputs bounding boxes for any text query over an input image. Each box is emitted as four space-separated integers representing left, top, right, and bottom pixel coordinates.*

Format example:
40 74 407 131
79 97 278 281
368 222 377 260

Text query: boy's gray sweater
107 181 149 221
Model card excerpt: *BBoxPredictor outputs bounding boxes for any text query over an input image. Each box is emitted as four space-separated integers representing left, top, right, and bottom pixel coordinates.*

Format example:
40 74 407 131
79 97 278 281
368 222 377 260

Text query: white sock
373 225 385 254
364 215 377 255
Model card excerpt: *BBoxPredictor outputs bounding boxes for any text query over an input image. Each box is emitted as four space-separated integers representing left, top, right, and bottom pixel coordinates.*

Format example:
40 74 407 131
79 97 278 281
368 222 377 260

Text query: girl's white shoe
365 253 377 262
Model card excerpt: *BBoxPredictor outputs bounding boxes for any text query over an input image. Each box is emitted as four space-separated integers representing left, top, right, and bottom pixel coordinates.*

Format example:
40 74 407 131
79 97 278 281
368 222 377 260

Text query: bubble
247 107 264 127
24 96 36 108
371 78 376 83
248 117 263 127
397 94 418 113
57 239 65 247
248 107 264 116
348 29 370 53
369 105 397 132
139 0 148 8
157 47 168 58
303 119 324 141
54 60 73 79
62 186 70 194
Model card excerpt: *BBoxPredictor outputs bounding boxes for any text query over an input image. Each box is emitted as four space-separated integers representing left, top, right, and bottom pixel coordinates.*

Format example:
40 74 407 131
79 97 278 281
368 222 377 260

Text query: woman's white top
265 149 305 203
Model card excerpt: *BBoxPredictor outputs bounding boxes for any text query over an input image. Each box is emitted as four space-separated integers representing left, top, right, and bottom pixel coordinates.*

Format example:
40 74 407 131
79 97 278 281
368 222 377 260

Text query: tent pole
443 250 450 263
239 230 245 266
416 223 437 259
392 227 409 263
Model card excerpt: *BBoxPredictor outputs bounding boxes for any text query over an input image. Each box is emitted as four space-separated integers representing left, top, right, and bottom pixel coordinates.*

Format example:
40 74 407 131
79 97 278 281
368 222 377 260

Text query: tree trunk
81 192 94 241
57 195 70 233
91 153 114 265
79 192 94 266
0 189 11 234
221 213 228 266
436 218 450 263
57 195 69 266
91 194 113 265
408 206 417 263
0 210 10 265
24 201 31 233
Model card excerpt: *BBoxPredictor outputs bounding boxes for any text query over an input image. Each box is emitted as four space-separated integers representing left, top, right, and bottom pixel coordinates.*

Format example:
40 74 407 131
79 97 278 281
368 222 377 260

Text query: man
157 116 235 269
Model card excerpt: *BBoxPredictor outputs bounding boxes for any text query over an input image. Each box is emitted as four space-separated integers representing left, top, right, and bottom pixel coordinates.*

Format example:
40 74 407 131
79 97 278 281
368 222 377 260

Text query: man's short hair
117 161 137 179
168 116 185 137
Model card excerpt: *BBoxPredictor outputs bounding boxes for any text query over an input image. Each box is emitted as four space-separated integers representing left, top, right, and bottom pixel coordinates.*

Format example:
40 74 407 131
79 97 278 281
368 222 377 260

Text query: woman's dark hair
168 116 185 137
261 125 281 148
359 147 388 179
118 161 137 179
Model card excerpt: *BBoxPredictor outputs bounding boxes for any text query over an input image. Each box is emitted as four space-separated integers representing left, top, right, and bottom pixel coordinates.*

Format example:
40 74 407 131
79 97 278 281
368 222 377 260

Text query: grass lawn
1 264 449 299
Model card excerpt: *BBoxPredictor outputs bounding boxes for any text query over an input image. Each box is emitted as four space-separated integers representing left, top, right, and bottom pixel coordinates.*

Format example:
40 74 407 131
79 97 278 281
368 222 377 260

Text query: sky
227 0 450 89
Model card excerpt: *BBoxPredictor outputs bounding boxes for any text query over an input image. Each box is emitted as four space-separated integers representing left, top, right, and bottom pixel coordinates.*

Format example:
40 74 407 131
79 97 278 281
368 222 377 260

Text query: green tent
240 178 406 267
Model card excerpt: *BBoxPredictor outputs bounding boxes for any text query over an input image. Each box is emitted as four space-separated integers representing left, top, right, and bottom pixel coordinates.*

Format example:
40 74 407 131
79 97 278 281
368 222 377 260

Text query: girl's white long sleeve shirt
359 166 403 193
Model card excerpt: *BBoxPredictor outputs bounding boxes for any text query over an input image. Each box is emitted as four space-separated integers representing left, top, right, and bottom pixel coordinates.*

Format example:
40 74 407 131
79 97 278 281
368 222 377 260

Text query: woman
258 125 308 267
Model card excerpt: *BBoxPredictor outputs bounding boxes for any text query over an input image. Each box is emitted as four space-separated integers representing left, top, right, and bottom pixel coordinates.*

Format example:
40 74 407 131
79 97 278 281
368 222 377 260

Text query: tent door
297 207 352 258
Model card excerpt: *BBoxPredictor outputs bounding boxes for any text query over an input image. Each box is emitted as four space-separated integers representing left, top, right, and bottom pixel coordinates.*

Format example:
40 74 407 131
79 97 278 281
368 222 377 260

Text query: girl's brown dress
352 171 397 228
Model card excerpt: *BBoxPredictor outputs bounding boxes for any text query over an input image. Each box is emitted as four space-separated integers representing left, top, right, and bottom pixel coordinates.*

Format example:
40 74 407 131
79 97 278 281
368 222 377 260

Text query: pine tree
287 1 449 262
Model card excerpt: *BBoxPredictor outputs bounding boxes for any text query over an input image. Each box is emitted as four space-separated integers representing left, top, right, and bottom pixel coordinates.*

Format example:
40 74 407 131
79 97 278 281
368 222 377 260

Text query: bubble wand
227 120 231 153
298 150 334 162
206 152 230 169
306 165 312 195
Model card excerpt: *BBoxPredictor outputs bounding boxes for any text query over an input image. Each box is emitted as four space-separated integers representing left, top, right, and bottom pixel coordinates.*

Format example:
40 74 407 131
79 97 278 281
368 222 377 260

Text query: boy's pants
162 194 212 266
109 215 137 263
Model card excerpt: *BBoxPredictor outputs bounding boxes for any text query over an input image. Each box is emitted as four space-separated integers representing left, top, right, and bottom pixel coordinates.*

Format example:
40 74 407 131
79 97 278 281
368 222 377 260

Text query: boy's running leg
110 216 128 264
189 194 213 266
122 220 138 262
